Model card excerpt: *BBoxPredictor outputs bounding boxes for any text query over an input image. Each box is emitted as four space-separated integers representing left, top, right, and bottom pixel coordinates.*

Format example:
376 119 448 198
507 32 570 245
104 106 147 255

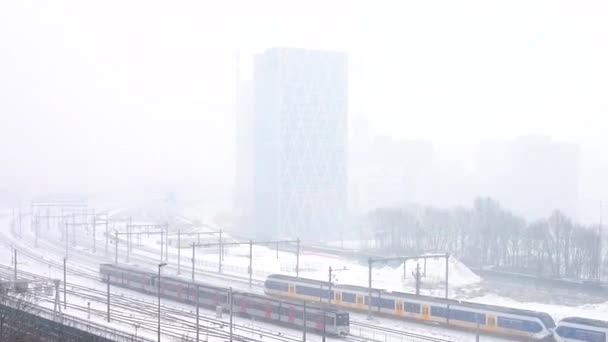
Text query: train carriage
265 274 555 340
555 317 608 342
99 264 349 336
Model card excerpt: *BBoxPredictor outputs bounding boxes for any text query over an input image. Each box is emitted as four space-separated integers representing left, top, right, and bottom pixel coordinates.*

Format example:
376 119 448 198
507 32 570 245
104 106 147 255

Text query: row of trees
367 197 606 280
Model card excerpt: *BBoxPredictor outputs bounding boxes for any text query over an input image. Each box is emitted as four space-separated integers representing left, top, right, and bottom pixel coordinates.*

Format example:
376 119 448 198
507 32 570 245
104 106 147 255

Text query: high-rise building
252 47 348 240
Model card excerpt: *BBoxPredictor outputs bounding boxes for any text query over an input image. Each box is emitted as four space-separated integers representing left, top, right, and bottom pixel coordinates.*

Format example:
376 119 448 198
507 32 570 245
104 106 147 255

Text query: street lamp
158 262 168 342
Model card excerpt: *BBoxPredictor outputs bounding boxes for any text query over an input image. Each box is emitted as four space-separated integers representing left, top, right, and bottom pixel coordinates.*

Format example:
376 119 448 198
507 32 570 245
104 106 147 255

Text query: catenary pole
249 240 253 288
63 257 67 309
177 230 181 275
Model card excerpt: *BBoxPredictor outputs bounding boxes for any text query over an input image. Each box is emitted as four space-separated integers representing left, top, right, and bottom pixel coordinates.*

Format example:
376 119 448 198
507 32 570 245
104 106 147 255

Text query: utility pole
72 213 76 247
177 230 181 275
328 266 332 304
126 231 130 263
160 227 164 263
229 287 233 342
192 243 196 281
158 262 167 342
64 221 69 257
35 216 38 248
413 263 422 295
107 275 110 322
249 240 253 288
115 231 118 264
445 253 449 299
322 311 327 342
328 266 347 305
13 248 18 283
600 201 603 281
196 285 199 342
218 230 222 273
165 224 169 263
367 257 372 319
53 279 61 317
105 220 109 256
302 301 307 342
63 257 67 309
92 216 96 253
127 221 131 253
18 208 22 239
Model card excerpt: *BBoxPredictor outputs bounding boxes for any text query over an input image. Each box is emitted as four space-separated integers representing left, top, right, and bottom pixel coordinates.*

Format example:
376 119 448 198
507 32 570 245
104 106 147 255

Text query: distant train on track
99 264 349 335
554 317 608 342
264 274 608 342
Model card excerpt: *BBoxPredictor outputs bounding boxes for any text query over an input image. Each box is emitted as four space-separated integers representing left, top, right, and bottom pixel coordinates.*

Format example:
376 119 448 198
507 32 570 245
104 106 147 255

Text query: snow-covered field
0 208 507 342
3 203 608 341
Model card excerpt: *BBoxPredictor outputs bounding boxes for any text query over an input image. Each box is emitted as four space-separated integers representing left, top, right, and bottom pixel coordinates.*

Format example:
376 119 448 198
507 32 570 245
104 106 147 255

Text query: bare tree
364 197 604 281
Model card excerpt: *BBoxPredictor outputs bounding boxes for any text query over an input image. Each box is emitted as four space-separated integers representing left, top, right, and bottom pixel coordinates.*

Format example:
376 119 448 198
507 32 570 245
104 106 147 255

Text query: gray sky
1 0 607 217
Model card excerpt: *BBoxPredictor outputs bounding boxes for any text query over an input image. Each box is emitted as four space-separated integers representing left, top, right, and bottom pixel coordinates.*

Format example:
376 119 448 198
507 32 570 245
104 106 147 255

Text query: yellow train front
264 274 556 340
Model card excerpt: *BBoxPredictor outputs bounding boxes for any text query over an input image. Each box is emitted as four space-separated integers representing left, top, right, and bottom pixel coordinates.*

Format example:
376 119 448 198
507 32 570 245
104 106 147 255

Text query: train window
405 302 420 314
296 285 325 298
429 306 442 317
449 309 484 324
342 292 356 303
265 280 289 291
556 326 605 342
497 317 542 333
381 298 395 309
336 313 349 326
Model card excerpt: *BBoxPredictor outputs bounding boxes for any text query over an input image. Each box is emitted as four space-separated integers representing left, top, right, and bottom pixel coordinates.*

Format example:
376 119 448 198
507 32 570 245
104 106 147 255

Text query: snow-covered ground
0 208 505 342
4 202 608 342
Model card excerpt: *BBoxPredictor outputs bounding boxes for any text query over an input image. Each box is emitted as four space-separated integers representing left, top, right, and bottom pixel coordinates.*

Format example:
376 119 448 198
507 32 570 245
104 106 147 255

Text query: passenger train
264 274 556 340
100 264 349 335
555 317 608 342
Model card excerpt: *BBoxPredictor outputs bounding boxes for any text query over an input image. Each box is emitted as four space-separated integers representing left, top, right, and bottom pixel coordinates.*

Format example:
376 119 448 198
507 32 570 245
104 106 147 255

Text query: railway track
351 321 451 342
8 220 266 290
2 265 301 342
2 213 469 342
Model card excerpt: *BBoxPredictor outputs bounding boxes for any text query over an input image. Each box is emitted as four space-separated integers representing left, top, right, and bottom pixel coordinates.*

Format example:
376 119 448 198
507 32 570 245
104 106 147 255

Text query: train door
486 315 496 332
288 284 295 298
356 295 364 309
335 291 342 305
395 301 403 316
421 305 430 320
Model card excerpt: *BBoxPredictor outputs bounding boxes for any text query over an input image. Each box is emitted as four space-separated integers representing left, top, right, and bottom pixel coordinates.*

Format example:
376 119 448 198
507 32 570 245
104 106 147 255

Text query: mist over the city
1 1 608 341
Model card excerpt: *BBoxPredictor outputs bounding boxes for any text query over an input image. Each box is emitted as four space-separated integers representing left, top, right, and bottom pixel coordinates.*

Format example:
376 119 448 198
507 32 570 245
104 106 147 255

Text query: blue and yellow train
265 274 556 340
555 317 608 342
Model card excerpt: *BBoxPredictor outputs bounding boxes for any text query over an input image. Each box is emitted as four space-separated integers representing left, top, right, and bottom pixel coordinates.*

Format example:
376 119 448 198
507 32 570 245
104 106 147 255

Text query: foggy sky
1 1 607 220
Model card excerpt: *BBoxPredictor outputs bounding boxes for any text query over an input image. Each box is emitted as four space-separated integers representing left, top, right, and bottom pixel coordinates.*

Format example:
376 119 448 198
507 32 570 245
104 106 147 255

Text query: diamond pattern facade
253 48 347 240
